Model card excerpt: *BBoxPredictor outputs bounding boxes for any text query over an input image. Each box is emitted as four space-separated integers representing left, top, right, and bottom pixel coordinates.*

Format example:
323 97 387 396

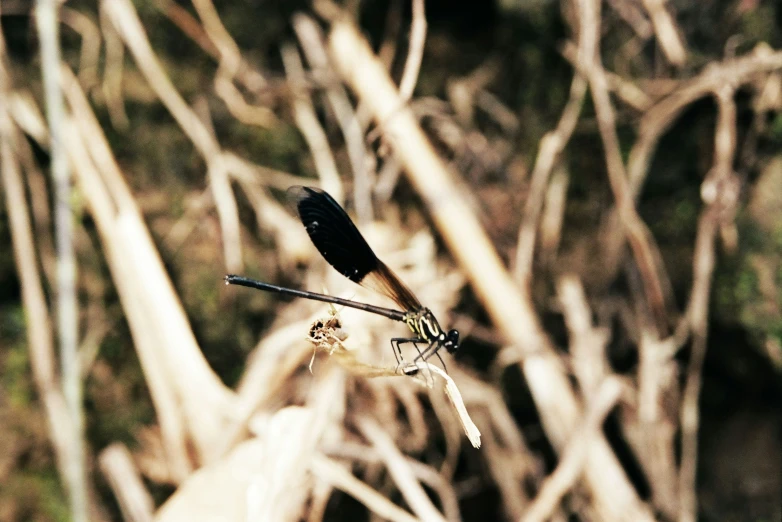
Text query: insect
225 186 459 374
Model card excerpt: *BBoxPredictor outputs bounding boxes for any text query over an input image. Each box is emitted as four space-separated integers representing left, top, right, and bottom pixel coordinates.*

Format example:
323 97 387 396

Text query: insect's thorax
404 308 443 342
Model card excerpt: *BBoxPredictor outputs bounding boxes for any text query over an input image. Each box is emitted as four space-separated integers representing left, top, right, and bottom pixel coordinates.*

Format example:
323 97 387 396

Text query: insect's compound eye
445 330 460 353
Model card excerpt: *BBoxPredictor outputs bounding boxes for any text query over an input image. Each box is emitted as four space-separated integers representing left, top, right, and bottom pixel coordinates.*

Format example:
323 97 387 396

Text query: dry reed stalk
13 118 56 285
306 479 334 522
604 0 653 39
626 47 782 198
99 3 130 130
511 0 590 284
557 276 610 400
155 438 266 521
292 13 375 222
327 18 652 521
397 0 426 103
188 0 277 128
538 167 568 269
0 69 75 505
280 42 344 202
154 0 274 124
521 377 626 522
514 72 586 284
98 444 155 522
60 7 102 90
63 111 194 482
579 0 671 339
326 440 463 522
635 333 679 518
358 417 448 522
213 318 316 457
449 370 539 516
103 0 243 274
158 392 338 521
59 66 239 468
678 85 740 522
640 0 687 66
312 455 419 522
36 1 88 519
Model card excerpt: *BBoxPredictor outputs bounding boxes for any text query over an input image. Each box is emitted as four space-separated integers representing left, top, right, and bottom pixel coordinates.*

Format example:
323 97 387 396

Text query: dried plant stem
292 13 374 222
397 0 426 103
328 19 652 521
557 275 609 400
0 92 76 512
514 74 585 284
640 0 687 66
627 49 782 199
678 209 718 522
521 378 625 522
580 0 670 337
36 1 88 520
281 42 344 203
99 444 155 522
358 417 448 522
325 441 462 522
678 85 738 522
188 0 276 128
63 111 194 482
99 4 129 130
103 0 243 273
312 455 419 522
59 64 238 468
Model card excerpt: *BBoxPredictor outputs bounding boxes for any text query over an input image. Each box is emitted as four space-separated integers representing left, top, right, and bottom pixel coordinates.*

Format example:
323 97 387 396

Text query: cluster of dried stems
2 0 781 521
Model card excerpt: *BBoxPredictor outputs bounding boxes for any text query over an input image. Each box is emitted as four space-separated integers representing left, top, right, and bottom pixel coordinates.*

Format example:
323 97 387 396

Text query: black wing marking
288 186 422 311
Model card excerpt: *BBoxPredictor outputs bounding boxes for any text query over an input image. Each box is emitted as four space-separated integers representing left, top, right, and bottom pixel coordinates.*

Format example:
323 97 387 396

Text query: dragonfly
225 186 459 374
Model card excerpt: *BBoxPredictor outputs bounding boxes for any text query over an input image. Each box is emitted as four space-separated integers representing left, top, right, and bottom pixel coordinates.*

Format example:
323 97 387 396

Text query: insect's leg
408 340 438 383
390 338 403 365
414 340 438 362
390 337 425 365
434 350 447 373
413 341 448 373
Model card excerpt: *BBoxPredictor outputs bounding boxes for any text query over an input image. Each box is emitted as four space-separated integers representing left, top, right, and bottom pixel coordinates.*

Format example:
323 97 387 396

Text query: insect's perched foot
398 362 419 376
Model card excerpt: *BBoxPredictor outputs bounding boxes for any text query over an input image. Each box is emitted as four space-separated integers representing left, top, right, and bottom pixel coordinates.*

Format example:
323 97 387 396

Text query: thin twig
61 7 102 91
103 0 244 273
189 0 277 127
513 73 586 284
580 0 671 337
98 444 155 522
281 42 344 203
35 1 88 520
0 58 76 509
513 0 590 285
98 3 129 130
521 378 625 522
324 441 463 522
627 47 782 199
312 455 419 522
398 0 427 103
678 85 739 522
640 0 687 66
292 14 374 222
358 417 448 522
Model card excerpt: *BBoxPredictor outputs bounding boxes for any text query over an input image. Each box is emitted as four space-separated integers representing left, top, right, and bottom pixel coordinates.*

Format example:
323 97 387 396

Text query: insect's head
444 329 459 354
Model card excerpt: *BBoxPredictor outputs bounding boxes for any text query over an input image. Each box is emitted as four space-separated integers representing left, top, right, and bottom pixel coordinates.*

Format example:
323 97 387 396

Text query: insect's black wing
288 186 422 311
